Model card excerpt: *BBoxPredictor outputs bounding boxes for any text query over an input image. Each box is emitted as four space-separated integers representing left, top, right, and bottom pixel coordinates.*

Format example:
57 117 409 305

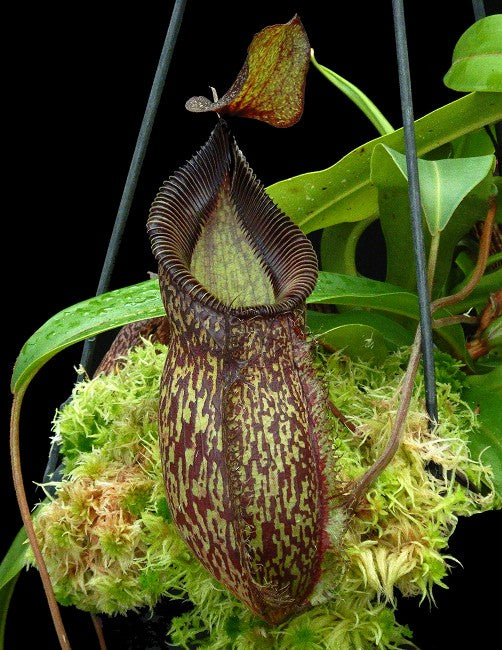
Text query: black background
3 1 501 648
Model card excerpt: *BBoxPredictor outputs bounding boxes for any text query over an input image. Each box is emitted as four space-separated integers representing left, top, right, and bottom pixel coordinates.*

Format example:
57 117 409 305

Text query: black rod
391 0 438 424
472 0 486 20
79 0 188 374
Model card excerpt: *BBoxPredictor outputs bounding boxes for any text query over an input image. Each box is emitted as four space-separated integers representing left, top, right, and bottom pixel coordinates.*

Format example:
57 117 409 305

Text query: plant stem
347 195 497 511
427 232 441 295
327 401 358 434
10 390 71 649
432 195 496 313
433 315 479 328
347 329 422 511
91 614 107 650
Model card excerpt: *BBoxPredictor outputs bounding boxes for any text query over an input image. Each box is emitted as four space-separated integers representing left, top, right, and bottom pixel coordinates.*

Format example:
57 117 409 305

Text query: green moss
29 340 496 648
154 496 171 521
120 483 153 516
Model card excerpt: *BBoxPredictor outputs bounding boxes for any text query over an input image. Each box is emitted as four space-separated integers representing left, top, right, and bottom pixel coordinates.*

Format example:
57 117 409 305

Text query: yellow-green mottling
30 341 496 648
191 190 275 307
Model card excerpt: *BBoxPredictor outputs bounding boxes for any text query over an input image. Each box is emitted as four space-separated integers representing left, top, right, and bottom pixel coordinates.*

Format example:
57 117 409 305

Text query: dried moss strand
10 389 71 650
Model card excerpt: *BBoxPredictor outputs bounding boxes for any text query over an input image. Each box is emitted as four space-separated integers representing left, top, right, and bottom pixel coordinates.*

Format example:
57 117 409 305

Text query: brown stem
347 329 422 511
91 614 107 650
10 391 71 649
346 195 497 511
327 400 357 434
433 315 480 328
432 195 496 313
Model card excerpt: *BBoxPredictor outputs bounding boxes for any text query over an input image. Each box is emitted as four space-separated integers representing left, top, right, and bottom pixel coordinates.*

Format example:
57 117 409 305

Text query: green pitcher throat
190 188 275 307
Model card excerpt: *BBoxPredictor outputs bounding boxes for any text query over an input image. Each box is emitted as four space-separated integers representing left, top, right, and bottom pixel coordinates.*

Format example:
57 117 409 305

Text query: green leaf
451 127 495 158
0 505 47 647
446 266 502 315
0 527 29 591
13 267 479 398
19 274 420 395
487 252 502 269
308 272 419 316
16 272 421 395
315 322 389 363
454 250 476 278
463 366 502 497
483 316 502 348
307 309 414 350
371 144 494 235
0 524 33 648
320 217 376 276
444 15 502 93
266 92 502 233
0 576 18 648
375 178 494 297
309 272 471 364
310 50 393 136
11 279 164 393
186 16 310 127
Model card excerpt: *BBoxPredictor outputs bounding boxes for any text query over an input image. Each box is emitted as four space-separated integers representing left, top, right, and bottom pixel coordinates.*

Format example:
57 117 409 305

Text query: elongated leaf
375 186 494 297
485 317 502 349
317 323 389 362
310 50 393 136
444 15 502 93
307 309 414 349
0 528 29 591
11 279 164 392
309 272 419 316
0 505 48 646
446 267 502 315
372 144 494 235
0 576 18 648
463 366 502 498
15 272 423 396
186 16 310 127
455 250 476 278
310 272 471 363
451 127 495 158
267 92 502 233
13 266 478 398
320 217 376 276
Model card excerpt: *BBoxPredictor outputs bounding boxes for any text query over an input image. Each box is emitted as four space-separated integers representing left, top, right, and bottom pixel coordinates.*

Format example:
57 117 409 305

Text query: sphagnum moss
28 339 495 647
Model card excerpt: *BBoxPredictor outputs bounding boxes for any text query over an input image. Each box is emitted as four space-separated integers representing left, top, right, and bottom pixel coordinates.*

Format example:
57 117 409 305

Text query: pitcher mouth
147 120 318 318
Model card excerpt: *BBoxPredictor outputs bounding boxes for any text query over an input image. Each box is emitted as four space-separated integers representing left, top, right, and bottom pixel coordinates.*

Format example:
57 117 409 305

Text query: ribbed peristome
147 119 318 316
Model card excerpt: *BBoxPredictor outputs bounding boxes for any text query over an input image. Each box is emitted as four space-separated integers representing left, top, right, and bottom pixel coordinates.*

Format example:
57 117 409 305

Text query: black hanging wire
79 0 188 376
472 0 486 20
43 0 188 486
391 0 439 424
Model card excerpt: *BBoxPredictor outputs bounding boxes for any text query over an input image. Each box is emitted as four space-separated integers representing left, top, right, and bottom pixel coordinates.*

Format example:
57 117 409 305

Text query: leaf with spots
185 15 310 128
